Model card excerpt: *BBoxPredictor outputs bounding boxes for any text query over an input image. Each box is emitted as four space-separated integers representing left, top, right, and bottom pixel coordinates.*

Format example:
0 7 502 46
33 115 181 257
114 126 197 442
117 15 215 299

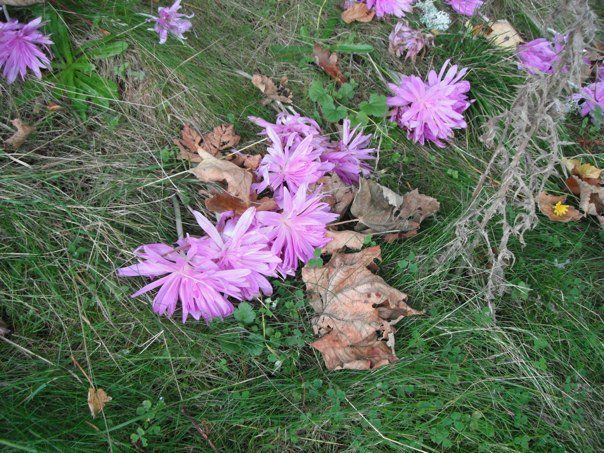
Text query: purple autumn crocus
254 126 333 196
320 119 375 185
256 186 338 276
117 238 250 323
249 111 324 147
573 82 603 125
388 21 433 62
149 0 193 44
387 59 472 148
189 208 281 299
0 17 52 84
445 0 483 16
517 34 565 75
365 0 415 18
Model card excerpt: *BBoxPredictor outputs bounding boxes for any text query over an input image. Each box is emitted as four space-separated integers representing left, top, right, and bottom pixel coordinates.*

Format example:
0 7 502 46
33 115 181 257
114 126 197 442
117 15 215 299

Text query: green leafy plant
130 399 165 448
41 8 128 118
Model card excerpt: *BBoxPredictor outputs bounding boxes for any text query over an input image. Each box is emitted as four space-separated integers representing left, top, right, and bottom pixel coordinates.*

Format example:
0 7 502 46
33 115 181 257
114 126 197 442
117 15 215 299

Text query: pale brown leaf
227 152 262 171
341 2 375 23
313 44 346 84
537 192 582 222
205 192 278 215
5 119 34 150
88 387 111 418
251 74 293 105
311 174 356 217
323 230 367 255
350 179 439 235
576 180 604 226
174 124 240 161
302 246 422 370
191 151 253 203
486 20 523 49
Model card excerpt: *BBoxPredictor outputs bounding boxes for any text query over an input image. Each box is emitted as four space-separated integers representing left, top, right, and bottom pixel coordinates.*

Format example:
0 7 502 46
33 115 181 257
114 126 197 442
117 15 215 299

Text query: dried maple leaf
313 43 346 84
5 119 34 150
323 230 367 255
537 192 583 222
341 2 375 23
486 20 523 49
88 387 111 418
205 192 277 215
311 174 355 217
350 179 439 235
251 74 293 105
302 246 422 370
191 150 253 203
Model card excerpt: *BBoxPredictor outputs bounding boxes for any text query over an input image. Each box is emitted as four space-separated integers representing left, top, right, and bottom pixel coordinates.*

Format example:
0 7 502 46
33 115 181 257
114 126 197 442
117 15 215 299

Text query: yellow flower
553 201 569 217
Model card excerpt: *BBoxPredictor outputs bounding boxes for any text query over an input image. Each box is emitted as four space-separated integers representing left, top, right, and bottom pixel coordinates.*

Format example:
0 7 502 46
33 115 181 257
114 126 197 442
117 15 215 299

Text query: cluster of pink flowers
517 34 566 75
0 17 53 84
388 21 433 62
445 0 483 16
118 113 375 322
347 0 414 18
573 81 603 125
147 0 193 44
387 59 473 147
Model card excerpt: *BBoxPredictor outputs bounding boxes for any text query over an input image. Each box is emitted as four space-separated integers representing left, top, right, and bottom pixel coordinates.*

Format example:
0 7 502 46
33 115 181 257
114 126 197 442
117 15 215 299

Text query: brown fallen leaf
88 387 111 418
323 230 367 255
311 174 356 217
563 157 602 180
486 20 523 49
341 2 375 23
5 119 34 149
350 179 440 235
302 246 422 370
174 123 204 161
576 179 604 226
228 152 262 171
251 74 293 105
191 150 253 203
205 192 278 215
313 43 346 84
175 124 240 160
537 192 583 223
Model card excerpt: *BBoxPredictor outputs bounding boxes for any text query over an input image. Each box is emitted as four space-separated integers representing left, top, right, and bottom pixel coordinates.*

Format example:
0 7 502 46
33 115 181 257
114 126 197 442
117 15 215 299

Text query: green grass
1 0 602 451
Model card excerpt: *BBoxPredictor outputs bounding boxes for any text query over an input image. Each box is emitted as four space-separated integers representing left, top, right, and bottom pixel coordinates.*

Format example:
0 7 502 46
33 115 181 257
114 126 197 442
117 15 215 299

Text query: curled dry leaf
576 179 604 226
227 152 262 171
311 174 356 217
323 230 367 255
341 2 375 23
302 246 422 370
563 158 602 181
88 387 111 418
251 74 293 105
5 119 34 150
485 20 523 49
174 124 240 160
313 43 346 84
205 192 277 216
537 192 583 223
191 150 253 203
351 179 440 235
174 123 204 162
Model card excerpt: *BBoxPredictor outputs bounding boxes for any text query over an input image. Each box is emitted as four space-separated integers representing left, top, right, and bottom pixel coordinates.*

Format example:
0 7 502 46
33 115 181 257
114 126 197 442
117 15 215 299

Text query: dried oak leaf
311 174 355 217
88 387 111 418
341 2 375 23
175 124 241 160
251 74 293 105
205 192 277 215
350 179 439 234
313 43 346 84
537 192 582 223
486 20 523 49
323 230 367 255
191 150 253 203
5 119 34 149
174 123 203 162
576 180 604 226
228 152 262 171
302 246 422 370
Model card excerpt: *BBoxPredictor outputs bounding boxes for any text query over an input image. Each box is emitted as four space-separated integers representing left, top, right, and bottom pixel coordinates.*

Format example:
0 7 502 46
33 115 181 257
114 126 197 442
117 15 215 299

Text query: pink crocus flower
254 127 333 196
0 17 52 84
387 60 472 147
149 0 193 44
517 34 565 75
388 21 434 62
573 82 603 124
190 208 281 299
320 119 375 185
117 239 250 323
445 0 483 16
365 0 415 18
256 186 338 276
